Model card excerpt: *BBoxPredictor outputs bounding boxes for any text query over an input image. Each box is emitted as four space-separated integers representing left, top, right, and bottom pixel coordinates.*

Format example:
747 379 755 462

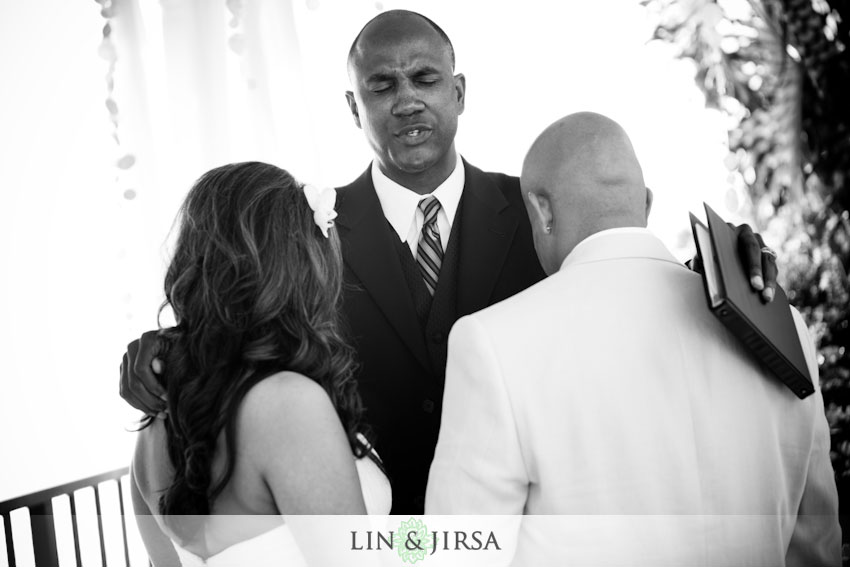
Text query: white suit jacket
425 228 840 566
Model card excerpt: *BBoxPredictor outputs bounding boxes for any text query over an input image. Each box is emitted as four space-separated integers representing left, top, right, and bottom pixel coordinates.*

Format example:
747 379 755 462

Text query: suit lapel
336 167 430 371
457 160 520 316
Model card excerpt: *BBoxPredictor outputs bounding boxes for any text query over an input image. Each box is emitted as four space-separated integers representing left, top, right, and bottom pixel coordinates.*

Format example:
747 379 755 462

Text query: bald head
521 112 652 274
347 10 455 78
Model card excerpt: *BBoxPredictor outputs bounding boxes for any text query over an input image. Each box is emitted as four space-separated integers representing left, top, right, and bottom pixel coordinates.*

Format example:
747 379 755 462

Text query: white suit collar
559 227 683 272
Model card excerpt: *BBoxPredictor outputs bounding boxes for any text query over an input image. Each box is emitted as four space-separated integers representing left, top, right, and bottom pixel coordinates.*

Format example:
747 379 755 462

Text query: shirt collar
371 154 465 239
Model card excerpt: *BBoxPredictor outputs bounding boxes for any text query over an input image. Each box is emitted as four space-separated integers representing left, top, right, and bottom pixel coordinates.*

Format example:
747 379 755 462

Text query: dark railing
0 466 133 567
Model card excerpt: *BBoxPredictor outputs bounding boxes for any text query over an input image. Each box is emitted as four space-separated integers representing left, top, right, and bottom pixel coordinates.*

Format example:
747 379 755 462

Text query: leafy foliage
642 0 850 525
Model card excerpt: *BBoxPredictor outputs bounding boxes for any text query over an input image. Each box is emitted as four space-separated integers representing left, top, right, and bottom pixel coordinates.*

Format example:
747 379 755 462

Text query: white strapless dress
172 455 391 566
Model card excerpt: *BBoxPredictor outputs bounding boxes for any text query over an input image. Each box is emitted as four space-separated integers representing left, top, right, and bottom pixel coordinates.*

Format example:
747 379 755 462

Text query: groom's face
346 16 465 190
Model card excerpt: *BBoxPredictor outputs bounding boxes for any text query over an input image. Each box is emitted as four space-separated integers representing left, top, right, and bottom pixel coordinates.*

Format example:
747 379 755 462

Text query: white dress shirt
371 155 465 258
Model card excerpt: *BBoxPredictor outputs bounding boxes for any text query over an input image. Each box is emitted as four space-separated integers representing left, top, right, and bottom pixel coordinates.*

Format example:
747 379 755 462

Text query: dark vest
390 199 464 384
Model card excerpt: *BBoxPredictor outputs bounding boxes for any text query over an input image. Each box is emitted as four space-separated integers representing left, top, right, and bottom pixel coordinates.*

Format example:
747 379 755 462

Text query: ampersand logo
393 517 433 564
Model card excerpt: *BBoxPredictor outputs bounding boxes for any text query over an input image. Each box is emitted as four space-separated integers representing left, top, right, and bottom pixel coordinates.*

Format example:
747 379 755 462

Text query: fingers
120 351 131 399
761 256 778 302
121 340 161 413
120 331 168 415
136 330 166 377
754 232 778 303
733 223 764 292
687 254 703 274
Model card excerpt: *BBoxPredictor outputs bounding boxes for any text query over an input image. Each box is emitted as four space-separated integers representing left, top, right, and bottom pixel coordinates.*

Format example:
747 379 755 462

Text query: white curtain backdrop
1 0 739 501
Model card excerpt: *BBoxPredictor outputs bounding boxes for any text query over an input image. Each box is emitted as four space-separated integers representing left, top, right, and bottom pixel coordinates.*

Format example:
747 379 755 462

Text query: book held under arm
689 203 814 399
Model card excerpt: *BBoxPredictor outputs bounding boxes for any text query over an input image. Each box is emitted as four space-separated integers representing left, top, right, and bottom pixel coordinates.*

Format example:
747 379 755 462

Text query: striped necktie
416 196 443 296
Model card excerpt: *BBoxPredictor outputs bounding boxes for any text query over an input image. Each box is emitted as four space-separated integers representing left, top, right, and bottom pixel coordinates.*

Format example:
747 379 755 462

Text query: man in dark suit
119 9 778 514
334 10 546 513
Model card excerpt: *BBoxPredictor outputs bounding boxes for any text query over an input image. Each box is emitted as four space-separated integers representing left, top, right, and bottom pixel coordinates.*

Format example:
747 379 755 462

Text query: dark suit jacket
335 159 546 513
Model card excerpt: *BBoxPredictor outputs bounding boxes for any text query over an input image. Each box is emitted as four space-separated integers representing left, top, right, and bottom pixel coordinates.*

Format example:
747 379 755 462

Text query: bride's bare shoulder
242 371 329 410
238 371 340 442
237 372 364 513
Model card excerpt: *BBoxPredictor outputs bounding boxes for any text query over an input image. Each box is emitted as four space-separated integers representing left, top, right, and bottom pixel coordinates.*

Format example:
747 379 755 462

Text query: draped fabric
108 0 325 235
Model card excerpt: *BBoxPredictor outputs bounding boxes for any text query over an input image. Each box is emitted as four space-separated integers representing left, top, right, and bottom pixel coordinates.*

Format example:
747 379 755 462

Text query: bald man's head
521 112 652 274
347 10 455 78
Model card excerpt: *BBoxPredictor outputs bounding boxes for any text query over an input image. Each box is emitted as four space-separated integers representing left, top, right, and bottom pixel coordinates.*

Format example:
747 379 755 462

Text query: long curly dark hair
148 162 365 517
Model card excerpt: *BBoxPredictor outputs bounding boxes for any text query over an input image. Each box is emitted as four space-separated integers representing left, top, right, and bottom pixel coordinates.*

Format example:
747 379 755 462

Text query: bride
129 162 391 566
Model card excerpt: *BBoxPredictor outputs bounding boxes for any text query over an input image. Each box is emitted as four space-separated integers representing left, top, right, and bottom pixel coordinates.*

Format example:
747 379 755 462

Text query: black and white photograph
1 0 848 565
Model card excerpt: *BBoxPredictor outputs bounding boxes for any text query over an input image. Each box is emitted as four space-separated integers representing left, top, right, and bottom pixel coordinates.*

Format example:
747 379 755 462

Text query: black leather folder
690 203 814 399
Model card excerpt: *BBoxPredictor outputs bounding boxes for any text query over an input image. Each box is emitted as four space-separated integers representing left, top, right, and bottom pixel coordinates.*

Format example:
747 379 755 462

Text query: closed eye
369 82 393 94
414 73 440 86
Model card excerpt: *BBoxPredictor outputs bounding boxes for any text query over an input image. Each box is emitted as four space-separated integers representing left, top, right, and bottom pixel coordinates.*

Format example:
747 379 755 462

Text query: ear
454 73 466 115
644 186 654 223
345 91 362 129
526 191 553 232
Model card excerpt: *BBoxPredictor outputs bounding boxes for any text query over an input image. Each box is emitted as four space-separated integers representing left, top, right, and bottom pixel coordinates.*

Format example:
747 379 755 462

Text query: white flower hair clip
303 184 338 238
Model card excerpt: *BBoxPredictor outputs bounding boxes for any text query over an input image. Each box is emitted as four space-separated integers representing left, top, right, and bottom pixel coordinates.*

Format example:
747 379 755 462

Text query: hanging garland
226 0 245 55
95 0 136 200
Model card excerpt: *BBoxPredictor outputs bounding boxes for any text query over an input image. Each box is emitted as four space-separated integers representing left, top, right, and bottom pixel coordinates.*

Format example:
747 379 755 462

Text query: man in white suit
425 112 840 566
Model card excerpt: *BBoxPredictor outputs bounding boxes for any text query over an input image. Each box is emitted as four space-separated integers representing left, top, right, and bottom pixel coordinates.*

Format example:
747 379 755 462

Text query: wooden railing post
3 512 17 567
29 500 59 567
